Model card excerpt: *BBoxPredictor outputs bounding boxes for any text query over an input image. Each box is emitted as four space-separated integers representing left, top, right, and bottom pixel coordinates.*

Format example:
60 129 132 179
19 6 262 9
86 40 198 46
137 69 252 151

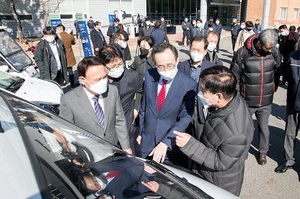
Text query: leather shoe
258 153 267 165
274 163 294 173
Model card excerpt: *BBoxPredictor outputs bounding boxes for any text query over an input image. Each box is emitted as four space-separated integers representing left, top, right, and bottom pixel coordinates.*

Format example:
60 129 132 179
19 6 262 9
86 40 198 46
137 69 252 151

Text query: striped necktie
92 95 105 127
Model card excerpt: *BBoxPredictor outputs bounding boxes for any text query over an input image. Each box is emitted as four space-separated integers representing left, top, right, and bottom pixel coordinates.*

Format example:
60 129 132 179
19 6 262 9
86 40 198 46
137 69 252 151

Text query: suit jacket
90 155 145 199
151 28 169 44
59 32 76 67
177 59 215 123
90 28 107 53
107 25 117 44
109 69 143 134
139 69 197 158
59 84 130 150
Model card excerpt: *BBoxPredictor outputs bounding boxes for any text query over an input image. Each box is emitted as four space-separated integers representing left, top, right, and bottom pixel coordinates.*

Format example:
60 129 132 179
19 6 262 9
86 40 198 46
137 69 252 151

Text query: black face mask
246 28 252 31
140 48 149 56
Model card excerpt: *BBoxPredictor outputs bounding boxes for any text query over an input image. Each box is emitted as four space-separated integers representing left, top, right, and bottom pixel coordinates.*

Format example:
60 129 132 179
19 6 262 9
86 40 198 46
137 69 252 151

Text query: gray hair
258 29 278 46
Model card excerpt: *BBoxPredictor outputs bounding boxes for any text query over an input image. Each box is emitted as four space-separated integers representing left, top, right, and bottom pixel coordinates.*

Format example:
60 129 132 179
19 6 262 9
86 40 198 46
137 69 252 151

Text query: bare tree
9 0 23 41
40 0 64 26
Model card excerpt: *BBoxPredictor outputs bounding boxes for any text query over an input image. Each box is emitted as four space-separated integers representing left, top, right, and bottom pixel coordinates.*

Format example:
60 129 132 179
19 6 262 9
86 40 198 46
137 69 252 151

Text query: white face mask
108 66 124 78
121 41 127 49
196 23 202 28
158 68 178 80
241 25 246 29
208 27 213 31
45 36 55 43
207 43 217 52
86 78 108 94
145 21 150 26
281 31 289 36
190 52 204 62
198 91 217 108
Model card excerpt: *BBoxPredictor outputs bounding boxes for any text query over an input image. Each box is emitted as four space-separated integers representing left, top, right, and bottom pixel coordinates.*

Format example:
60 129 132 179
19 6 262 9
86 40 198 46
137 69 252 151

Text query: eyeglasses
105 61 123 70
157 64 176 70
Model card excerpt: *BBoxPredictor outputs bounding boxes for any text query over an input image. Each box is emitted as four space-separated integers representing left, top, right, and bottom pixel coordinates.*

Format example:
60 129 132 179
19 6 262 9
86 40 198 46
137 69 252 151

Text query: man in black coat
34 26 68 85
275 50 300 173
151 21 169 44
107 18 120 44
175 66 254 196
90 21 107 55
98 46 143 154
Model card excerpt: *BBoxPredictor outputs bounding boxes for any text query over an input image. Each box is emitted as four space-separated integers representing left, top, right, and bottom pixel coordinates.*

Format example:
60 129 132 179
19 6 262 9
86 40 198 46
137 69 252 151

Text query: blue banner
50 19 62 29
108 14 115 26
77 20 93 57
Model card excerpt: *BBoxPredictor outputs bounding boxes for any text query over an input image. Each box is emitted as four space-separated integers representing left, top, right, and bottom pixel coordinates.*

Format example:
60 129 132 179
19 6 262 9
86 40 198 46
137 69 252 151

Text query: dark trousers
231 35 237 52
284 106 299 166
216 34 221 52
249 104 272 154
54 69 64 85
182 30 190 46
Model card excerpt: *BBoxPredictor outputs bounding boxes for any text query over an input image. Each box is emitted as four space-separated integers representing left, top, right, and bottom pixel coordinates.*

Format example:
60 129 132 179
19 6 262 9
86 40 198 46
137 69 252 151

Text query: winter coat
34 38 68 81
180 93 254 196
59 31 76 67
287 50 300 111
230 34 281 107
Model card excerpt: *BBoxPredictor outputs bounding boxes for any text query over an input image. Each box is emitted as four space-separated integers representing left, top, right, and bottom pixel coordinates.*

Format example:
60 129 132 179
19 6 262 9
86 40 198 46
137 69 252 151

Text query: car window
0 97 43 199
0 71 24 92
0 30 20 56
5 94 211 199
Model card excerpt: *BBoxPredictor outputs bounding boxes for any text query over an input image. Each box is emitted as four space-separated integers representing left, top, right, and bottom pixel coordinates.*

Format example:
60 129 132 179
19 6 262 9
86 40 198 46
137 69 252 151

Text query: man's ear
78 76 85 85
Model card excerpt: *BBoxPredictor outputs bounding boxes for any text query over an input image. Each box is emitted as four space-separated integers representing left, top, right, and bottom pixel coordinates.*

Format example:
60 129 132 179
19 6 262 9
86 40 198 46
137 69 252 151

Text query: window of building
280 7 287 19
293 9 299 20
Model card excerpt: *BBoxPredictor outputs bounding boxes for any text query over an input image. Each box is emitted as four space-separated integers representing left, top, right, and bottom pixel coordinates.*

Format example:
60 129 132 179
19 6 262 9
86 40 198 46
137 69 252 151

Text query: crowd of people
32 16 300 197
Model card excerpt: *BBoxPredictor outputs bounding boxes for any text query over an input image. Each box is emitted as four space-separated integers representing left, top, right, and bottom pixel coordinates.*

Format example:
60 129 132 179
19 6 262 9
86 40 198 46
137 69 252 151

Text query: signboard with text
49 13 62 29
75 13 93 57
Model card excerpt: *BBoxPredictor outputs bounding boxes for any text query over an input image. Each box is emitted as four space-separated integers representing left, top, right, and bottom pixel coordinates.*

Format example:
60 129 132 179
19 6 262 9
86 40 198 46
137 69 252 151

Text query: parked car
0 26 38 78
0 71 62 114
0 91 238 199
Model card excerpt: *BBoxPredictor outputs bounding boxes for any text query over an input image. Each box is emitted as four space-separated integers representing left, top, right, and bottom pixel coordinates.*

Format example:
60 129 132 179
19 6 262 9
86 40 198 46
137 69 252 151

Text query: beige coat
234 29 255 52
59 32 76 67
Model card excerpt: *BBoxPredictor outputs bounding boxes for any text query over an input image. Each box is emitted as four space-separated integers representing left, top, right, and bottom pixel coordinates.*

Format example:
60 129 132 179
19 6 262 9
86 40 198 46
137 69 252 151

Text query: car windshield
0 71 24 92
3 92 211 199
0 30 33 71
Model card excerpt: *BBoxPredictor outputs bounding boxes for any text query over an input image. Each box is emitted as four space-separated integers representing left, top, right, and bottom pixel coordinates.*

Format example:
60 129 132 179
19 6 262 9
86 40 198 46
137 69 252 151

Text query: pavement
20 26 300 198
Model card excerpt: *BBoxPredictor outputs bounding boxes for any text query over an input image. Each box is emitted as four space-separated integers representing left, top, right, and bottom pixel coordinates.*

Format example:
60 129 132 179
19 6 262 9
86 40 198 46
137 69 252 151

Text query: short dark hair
289 25 296 32
94 21 101 27
190 36 209 49
111 32 123 42
98 45 122 64
278 24 288 30
154 21 161 29
138 36 154 48
77 56 106 77
145 17 151 21
43 26 56 35
245 21 253 28
151 42 178 65
56 24 65 31
200 65 237 100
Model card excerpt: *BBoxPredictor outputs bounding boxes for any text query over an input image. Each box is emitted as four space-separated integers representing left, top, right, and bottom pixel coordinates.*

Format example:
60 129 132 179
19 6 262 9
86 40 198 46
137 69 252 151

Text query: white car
0 91 238 199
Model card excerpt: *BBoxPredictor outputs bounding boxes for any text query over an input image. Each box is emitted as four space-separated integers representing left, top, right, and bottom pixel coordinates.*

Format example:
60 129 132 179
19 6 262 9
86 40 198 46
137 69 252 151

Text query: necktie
157 79 168 112
106 170 121 179
92 95 105 127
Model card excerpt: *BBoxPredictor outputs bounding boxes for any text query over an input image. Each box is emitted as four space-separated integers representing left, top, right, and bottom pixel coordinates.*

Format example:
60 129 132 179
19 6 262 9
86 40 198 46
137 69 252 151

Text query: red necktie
106 170 121 179
157 79 168 112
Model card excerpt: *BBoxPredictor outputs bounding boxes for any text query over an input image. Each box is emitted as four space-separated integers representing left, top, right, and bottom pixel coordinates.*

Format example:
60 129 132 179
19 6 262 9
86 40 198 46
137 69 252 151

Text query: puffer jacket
181 93 254 196
230 34 281 107
287 50 300 111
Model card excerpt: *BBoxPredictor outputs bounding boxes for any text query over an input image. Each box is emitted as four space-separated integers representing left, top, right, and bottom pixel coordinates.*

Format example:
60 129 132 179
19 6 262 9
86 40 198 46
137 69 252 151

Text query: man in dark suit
137 43 197 163
90 21 107 55
59 56 132 154
98 46 143 154
159 16 167 32
151 21 169 45
178 36 215 142
107 18 120 44
139 17 154 38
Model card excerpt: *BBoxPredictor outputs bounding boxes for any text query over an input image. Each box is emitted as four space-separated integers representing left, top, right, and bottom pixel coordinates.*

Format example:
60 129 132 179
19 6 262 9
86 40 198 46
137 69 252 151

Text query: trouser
54 69 64 85
284 106 299 165
231 35 237 52
182 30 190 46
249 104 272 154
67 67 75 88
216 34 221 52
